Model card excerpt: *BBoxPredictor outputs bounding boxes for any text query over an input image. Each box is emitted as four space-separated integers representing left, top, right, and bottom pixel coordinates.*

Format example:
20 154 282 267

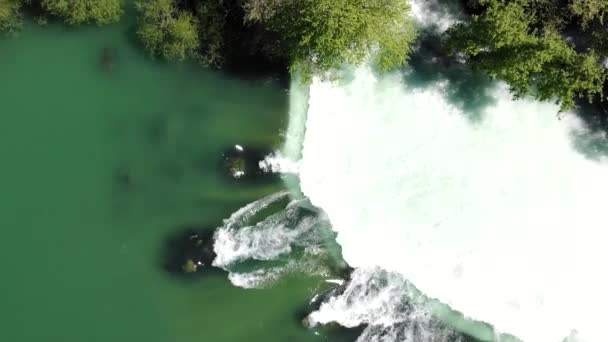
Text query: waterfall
295 63 608 342
210 1 608 340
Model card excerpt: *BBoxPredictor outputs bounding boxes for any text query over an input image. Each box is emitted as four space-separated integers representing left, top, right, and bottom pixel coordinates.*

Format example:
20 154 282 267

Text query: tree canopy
134 0 229 64
3 0 605 107
1 0 123 31
41 0 123 25
571 0 608 26
447 0 607 110
193 0 225 66
135 0 200 61
0 0 21 33
244 0 417 77
132 0 417 77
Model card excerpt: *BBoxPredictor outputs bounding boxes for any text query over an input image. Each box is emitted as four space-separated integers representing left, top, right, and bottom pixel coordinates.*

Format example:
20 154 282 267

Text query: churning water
212 2 608 341
295 62 608 342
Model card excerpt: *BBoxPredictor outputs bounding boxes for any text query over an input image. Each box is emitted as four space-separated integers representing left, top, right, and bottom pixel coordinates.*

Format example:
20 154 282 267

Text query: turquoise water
0 17 346 342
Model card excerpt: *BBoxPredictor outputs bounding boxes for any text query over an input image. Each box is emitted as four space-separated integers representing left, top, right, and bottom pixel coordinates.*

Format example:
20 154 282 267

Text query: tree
41 0 123 25
446 0 606 110
527 0 570 29
0 0 21 33
570 0 608 26
243 0 417 78
135 0 200 61
243 0 284 22
194 0 225 65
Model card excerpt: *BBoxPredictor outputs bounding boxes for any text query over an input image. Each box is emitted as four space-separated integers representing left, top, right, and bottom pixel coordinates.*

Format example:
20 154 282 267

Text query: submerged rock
225 155 247 179
100 47 116 73
297 269 354 328
162 227 218 277
182 259 198 273
298 280 366 341
113 167 131 189
221 144 277 182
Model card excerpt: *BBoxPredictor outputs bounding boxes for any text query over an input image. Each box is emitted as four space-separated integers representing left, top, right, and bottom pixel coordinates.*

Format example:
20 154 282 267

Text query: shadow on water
399 26 608 160
398 31 496 123
571 96 608 160
121 0 290 88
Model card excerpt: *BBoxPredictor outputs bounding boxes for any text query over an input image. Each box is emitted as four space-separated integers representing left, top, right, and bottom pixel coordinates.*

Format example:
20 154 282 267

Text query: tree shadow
122 0 290 88
570 96 608 160
399 31 496 123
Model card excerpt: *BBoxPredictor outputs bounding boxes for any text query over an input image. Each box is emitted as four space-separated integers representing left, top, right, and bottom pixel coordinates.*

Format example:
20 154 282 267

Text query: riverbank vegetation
41 0 123 25
447 0 608 111
0 0 122 30
132 0 416 79
2 0 608 111
134 0 201 61
242 0 416 77
0 0 22 32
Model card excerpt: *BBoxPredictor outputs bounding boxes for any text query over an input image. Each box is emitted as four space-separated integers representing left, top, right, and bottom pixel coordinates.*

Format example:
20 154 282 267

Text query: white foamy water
214 191 297 267
308 268 464 342
410 0 461 32
227 268 285 289
212 191 334 288
296 65 608 342
259 152 301 174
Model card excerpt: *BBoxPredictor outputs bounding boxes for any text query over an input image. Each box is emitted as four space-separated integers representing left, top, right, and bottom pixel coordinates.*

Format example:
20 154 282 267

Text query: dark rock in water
162 227 219 277
225 155 246 179
113 165 133 192
295 268 365 340
306 321 367 342
115 169 130 186
299 283 348 323
332 264 355 283
298 288 367 341
220 144 278 183
296 273 354 328
296 264 355 324
100 47 116 73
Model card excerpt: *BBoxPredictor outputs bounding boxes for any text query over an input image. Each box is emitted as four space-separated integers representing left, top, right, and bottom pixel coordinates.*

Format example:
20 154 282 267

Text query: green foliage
195 0 225 66
526 0 571 29
244 0 417 78
447 0 606 110
135 0 200 61
243 0 283 22
41 0 123 25
0 0 22 33
570 0 608 26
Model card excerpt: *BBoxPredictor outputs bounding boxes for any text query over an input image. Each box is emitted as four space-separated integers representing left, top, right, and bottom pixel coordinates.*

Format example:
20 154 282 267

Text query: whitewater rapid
212 190 340 289
295 66 608 342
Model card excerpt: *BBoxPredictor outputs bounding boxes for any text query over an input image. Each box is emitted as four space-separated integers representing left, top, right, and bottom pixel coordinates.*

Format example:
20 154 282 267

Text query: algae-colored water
0 16 340 342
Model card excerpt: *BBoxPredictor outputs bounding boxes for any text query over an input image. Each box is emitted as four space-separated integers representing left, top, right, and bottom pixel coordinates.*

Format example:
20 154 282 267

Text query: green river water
0 15 344 342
